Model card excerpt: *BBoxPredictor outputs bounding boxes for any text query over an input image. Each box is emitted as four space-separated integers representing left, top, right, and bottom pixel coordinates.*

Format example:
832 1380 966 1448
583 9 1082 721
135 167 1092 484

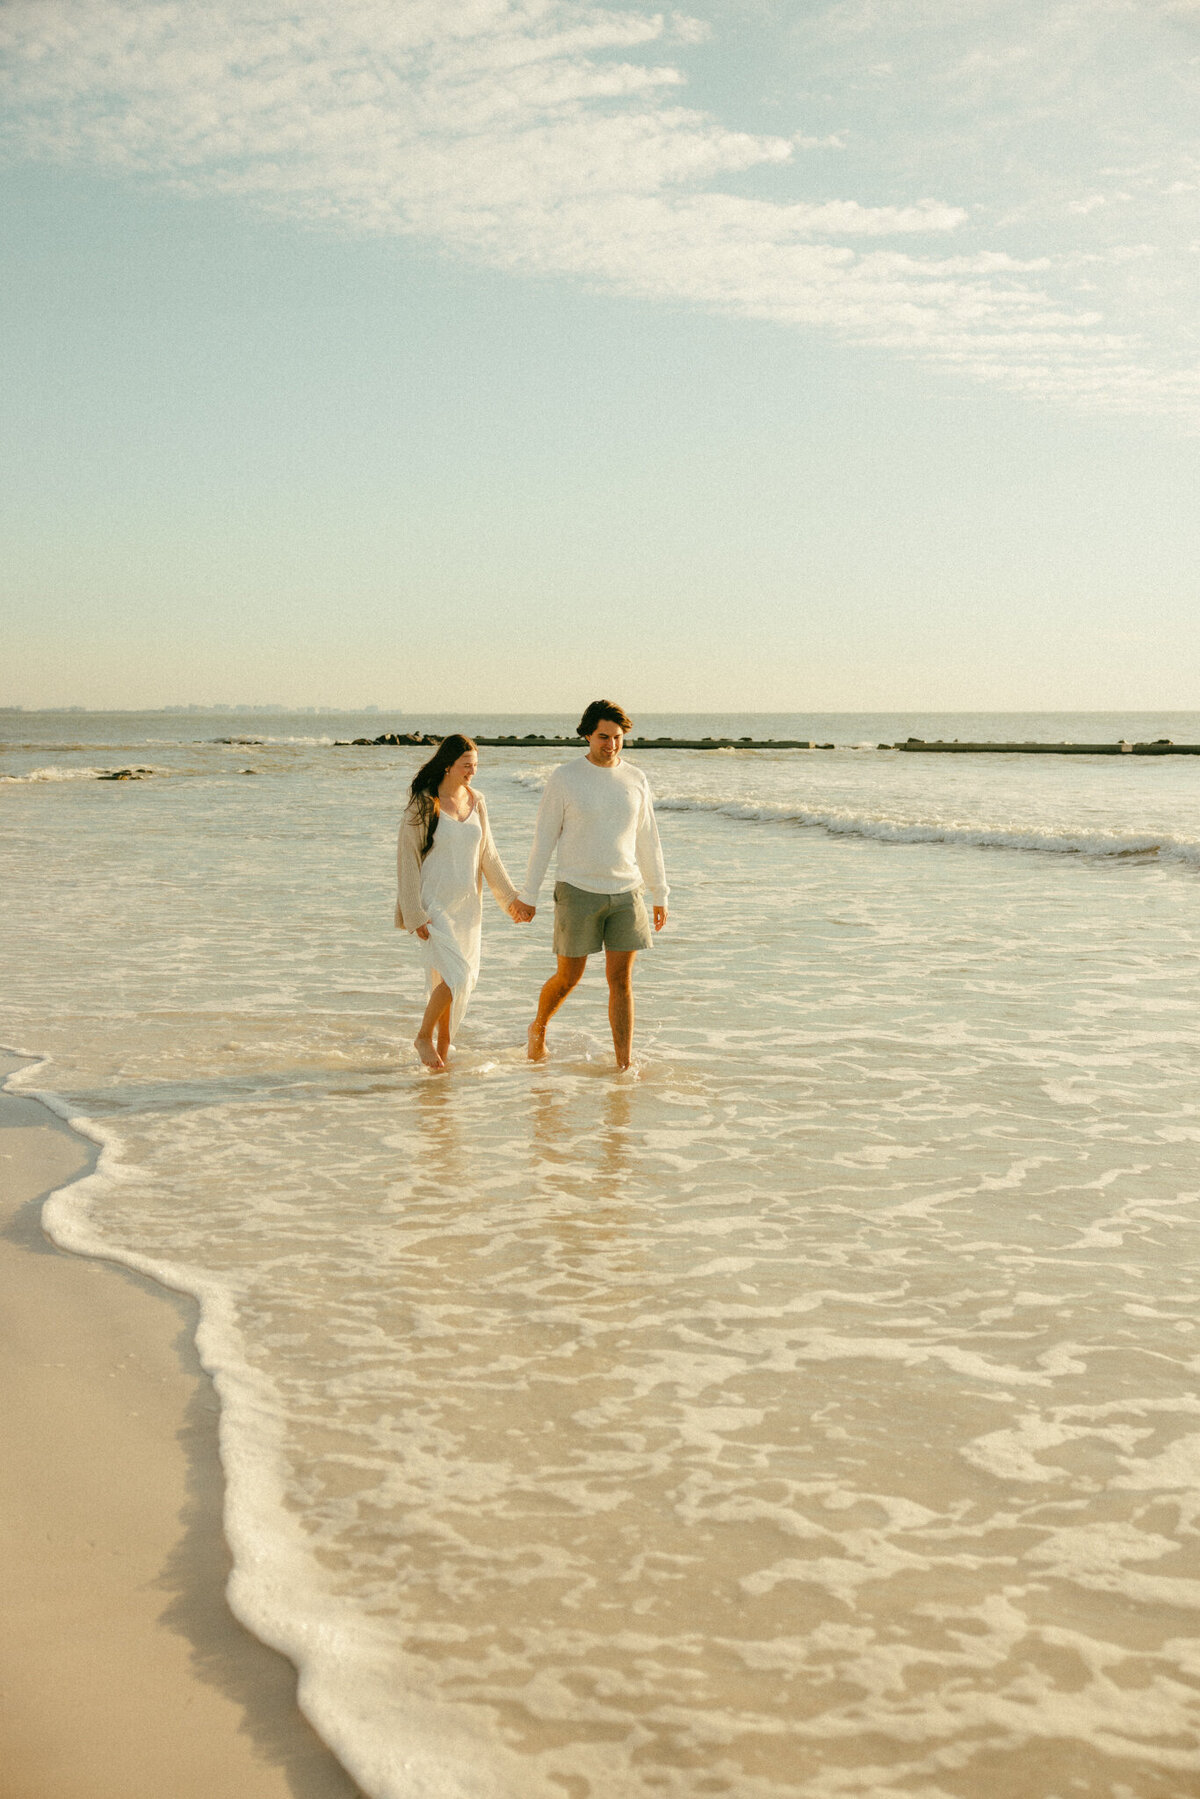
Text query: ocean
4 707 1200 1798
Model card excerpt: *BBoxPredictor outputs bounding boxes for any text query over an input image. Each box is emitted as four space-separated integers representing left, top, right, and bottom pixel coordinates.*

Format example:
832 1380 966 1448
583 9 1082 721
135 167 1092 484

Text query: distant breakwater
893 738 1200 755
336 732 836 750
207 730 1200 756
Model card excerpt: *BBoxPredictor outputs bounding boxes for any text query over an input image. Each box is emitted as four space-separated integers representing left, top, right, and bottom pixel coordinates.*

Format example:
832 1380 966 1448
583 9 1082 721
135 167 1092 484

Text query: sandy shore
0 1073 365 1799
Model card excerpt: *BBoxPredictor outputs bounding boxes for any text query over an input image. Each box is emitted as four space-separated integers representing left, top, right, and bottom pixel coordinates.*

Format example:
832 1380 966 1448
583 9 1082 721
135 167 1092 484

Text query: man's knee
556 957 587 991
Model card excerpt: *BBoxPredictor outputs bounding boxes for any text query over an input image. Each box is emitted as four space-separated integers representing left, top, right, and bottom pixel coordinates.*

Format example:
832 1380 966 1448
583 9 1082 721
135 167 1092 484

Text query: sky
2 0 1200 713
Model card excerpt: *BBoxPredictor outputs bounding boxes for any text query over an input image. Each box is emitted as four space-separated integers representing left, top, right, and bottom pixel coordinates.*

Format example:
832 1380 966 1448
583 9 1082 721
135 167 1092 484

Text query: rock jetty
344 731 442 746
889 738 1200 755
335 732 835 750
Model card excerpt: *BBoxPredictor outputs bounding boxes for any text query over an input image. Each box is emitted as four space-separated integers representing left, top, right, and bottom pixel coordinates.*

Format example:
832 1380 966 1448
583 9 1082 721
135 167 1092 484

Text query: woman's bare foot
527 1021 547 1062
414 1034 446 1070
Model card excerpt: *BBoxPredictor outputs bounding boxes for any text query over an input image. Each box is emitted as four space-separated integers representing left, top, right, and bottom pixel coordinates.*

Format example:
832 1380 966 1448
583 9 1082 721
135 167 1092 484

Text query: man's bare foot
414 1034 446 1070
527 1022 547 1062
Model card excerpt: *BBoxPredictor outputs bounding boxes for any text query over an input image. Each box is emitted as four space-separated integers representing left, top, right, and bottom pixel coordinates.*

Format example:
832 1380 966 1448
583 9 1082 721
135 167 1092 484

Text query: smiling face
446 748 477 787
586 720 624 766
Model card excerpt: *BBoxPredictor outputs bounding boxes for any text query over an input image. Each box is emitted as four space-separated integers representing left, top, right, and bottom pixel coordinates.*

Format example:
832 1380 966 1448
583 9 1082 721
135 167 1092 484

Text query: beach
0 1078 362 1799
6 707 1200 1798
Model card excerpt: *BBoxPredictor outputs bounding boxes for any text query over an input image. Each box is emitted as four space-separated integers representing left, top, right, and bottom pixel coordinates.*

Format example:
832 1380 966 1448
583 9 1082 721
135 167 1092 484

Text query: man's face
586 720 623 764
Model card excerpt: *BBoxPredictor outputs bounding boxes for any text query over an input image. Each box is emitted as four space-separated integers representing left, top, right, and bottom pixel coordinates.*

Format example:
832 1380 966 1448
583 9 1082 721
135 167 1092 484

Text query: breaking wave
505 772 1198 865
205 735 339 746
651 792 1199 863
0 765 166 784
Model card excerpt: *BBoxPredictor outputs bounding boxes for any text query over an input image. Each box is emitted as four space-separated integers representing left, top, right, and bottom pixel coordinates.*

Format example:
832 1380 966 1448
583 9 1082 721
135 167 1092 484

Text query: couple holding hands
396 700 669 1072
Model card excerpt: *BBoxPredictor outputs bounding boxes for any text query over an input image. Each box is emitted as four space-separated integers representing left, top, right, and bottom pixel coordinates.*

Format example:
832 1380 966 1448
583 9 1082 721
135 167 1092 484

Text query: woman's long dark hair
408 734 476 858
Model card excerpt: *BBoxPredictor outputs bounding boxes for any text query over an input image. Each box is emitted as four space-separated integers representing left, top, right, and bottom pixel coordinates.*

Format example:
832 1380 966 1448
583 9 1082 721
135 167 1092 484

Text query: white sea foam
652 790 1199 862
0 764 166 783
207 734 340 746
508 759 1200 866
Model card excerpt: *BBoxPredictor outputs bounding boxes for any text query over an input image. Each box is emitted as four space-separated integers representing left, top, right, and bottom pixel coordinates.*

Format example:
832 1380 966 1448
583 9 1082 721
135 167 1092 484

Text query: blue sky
3 0 1199 711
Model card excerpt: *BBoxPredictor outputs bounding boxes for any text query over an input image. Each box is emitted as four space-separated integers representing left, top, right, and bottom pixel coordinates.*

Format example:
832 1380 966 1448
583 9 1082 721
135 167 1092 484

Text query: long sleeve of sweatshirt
520 769 568 907
632 781 669 906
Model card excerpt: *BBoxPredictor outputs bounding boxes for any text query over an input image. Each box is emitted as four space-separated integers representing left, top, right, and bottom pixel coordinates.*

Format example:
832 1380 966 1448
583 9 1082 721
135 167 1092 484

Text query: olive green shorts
552 881 653 957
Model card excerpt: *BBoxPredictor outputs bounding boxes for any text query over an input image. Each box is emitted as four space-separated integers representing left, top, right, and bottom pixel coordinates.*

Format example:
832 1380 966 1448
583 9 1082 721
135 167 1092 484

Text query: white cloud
2 0 1198 420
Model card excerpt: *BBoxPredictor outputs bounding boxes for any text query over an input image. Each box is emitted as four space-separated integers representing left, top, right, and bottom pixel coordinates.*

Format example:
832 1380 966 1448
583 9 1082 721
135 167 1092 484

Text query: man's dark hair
577 699 633 738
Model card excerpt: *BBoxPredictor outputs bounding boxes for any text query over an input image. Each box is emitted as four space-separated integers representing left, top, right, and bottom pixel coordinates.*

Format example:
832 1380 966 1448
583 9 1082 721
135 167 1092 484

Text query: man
514 699 668 1070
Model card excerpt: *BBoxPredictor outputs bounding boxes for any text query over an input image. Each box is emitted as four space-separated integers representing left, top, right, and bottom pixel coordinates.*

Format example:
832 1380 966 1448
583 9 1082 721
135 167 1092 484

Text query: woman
396 735 528 1069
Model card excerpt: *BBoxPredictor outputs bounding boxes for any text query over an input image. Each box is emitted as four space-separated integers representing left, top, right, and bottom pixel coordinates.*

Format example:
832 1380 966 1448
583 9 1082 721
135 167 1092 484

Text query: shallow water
4 711 1200 1797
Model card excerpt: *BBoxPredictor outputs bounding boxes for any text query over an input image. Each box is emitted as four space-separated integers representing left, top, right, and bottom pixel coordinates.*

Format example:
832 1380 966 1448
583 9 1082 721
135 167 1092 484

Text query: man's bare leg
528 956 587 1060
415 979 453 1069
606 949 637 1070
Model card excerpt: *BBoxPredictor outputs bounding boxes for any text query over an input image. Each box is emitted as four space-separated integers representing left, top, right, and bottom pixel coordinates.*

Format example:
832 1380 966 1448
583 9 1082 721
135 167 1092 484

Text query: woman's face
447 749 477 786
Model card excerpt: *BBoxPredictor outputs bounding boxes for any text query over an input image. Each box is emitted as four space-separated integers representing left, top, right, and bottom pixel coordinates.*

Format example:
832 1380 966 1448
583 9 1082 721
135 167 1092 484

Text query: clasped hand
422 903 531 935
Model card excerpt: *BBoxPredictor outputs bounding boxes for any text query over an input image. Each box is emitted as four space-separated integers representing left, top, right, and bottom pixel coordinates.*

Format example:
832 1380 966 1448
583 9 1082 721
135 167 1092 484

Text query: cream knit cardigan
395 791 518 932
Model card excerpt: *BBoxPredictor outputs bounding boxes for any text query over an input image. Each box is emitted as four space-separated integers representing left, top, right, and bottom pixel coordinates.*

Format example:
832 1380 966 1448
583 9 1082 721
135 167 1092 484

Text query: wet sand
0 1076 364 1799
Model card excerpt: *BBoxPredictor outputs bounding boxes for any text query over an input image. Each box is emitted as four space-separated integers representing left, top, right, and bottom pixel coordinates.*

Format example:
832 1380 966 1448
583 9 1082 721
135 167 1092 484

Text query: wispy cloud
2 0 1198 419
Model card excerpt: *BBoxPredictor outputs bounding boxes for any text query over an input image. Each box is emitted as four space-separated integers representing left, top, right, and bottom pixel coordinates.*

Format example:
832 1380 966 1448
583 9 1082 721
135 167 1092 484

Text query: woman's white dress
417 806 484 1040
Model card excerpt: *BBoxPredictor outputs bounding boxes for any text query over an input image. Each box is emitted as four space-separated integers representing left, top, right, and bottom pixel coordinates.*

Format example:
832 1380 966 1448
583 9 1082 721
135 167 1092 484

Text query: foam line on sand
0 1058 364 1799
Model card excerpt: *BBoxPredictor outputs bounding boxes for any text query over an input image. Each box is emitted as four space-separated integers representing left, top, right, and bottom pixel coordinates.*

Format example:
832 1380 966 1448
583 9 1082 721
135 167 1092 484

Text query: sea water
4 709 1200 1798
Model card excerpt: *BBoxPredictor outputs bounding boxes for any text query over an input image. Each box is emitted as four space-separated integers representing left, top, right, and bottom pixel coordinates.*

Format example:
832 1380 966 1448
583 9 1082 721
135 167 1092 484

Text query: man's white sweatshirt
519 757 669 908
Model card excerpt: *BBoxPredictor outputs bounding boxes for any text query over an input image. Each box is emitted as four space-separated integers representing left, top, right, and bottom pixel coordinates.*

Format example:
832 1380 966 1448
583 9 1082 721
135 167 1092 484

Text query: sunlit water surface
4 711 1200 1798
